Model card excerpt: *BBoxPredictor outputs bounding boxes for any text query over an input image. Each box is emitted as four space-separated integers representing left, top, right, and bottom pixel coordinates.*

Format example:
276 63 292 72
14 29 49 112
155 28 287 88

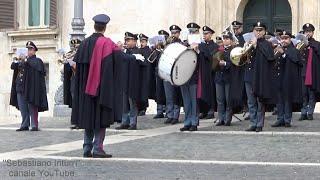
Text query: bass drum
158 43 197 86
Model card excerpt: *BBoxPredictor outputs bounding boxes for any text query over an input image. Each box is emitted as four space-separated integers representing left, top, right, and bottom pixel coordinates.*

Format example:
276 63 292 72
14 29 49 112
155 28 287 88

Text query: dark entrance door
243 0 292 33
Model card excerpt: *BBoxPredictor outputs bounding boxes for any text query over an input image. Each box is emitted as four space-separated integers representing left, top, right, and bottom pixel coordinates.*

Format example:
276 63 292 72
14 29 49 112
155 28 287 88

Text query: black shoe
205 114 215 119
255 127 263 132
115 124 130 130
284 123 291 127
70 125 79 130
138 111 146 116
93 151 112 158
83 151 93 158
244 116 250 121
128 125 137 130
271 121 285 127
171 119 179 125
245 126 256 131
225 121 231 126
215 121 225 126
180 126 191 131
189 126 198 131
30 127 39 131
153 114 164 119
199 113 207 119
299 114 307 121
272 110 278 115
16 127 29 131
307 114 314 120
164 118 173 124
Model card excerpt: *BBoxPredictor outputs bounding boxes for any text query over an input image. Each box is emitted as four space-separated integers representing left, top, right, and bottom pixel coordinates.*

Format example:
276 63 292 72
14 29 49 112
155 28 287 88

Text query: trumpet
12 56 26 62
57 50 77 65
274 44 284 59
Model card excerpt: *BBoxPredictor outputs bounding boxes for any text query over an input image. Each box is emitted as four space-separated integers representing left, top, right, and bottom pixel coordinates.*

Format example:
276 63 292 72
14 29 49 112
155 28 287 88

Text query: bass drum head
171 49 197 86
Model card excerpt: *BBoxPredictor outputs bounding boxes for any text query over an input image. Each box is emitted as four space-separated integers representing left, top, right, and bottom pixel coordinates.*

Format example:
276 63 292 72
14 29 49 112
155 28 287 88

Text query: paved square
0 114 320 179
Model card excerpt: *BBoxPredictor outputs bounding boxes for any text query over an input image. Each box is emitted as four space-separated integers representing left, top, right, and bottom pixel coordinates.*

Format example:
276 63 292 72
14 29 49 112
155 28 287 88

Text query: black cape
24 56 48 112
71 33 129 129
229 64 245 113
309 39 320 97
125 47 149 111
278 43 303 110
198 40 219 113
252 38 276 105
140 46 155 100
9 62 20 110
149 49 166 105
63 64 73 108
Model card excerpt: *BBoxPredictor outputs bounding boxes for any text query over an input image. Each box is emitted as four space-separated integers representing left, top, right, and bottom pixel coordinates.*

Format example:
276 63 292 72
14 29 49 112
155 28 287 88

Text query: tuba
230 42 254 66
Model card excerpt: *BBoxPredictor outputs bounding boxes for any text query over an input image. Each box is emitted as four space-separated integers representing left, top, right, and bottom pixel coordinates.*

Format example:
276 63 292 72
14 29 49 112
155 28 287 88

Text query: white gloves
133 54 145 62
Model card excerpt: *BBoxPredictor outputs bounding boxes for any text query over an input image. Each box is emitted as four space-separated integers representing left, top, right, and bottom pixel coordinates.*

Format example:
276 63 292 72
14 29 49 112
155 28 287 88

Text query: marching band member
116 32 148 130
72 14 147 157
299 23 320 121
216 36 223 47
151 30 169 119
198 26 219 120
180 22 201 131
215 31 234 126
271 31 303 127
18 41 48 132
245 22 275 132
163 25 182 125
232 21 245 47
10 52 29 131
138 33 152 116
63 39 81 129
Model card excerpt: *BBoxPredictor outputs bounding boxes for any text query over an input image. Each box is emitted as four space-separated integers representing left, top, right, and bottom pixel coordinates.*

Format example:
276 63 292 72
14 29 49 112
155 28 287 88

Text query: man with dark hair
231 21 245 47
71 14 143 158
115 32 148 130
214 31 234 127
271 31 303 127
197 26 219 120
299 23 320 121
245 22 275 132
163 25 182 125
24 41 48 131
10 52 29 131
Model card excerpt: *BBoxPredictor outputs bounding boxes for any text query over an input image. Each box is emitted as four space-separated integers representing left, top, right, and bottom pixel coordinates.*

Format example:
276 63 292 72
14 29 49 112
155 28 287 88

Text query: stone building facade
0 0 319 117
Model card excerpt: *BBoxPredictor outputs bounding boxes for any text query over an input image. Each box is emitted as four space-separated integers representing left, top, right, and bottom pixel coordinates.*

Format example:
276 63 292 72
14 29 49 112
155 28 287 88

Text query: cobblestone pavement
0 114 319 179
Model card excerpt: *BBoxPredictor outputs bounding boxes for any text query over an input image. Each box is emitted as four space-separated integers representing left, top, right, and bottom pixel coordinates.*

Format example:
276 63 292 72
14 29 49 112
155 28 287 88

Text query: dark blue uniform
11 61 30 129
215 46 232 124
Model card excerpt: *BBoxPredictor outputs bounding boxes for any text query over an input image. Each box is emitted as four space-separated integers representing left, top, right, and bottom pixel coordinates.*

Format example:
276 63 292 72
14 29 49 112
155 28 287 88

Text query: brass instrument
57 50 77 65
274 44 284 59
147 38 166 63
212 50 224 71
166 35 179 45
147 48 163 63
294 33 309 51
12 57 26 62
230 42 254 66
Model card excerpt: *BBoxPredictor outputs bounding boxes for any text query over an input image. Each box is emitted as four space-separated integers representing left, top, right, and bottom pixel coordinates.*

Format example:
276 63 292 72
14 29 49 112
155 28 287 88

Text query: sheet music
187 34 202 44
243 32 255 43
15 48 28 57
148 35 166 47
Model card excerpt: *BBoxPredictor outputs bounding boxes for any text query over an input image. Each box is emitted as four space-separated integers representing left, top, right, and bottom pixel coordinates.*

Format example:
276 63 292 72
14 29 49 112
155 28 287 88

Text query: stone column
70 0 86 40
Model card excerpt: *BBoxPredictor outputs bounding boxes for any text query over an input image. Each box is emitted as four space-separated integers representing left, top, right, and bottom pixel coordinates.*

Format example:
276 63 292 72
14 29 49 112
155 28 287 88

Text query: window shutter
49 0 57 27
0 0 16 30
